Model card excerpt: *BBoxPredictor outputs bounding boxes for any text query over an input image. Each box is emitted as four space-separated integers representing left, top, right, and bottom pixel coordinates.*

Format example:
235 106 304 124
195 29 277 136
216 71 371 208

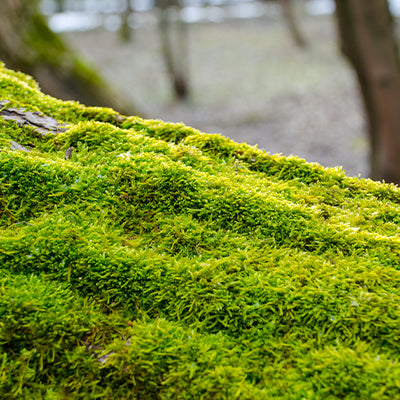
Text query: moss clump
2 63 400 399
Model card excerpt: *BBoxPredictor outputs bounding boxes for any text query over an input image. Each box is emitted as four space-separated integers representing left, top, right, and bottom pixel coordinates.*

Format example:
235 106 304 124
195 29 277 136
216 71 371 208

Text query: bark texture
0 100 69 136
334 0 400 183
0 0 137 115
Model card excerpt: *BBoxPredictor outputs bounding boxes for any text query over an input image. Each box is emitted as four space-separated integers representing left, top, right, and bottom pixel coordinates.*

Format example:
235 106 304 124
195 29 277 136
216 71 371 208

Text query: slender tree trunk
0 0 138 115
278 0 307 48
158 2 190 101
334 0 400 183
54 0 66 13
119 0 134 42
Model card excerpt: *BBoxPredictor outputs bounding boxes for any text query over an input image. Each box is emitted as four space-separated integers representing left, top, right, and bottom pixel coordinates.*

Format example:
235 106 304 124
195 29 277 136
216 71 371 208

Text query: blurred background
3 0 400 180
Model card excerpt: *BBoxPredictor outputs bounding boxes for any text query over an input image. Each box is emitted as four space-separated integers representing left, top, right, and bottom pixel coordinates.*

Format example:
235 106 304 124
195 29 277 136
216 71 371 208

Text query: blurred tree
334 0 400 183
119 1 134 42
0 0 138 115
54 0 66 12
277 0 307 47
157 0 190 101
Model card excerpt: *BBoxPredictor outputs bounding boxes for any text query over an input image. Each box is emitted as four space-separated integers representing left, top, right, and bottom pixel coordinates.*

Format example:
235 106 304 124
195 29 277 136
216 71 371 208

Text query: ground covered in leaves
1 63 400 399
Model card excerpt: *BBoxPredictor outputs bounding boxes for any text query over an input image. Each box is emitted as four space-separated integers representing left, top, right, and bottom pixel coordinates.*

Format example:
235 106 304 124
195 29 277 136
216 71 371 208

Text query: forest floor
63 11 368 178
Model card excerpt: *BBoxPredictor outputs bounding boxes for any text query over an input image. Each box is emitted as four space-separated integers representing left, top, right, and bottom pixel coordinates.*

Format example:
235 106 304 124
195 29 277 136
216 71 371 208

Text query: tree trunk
334 0 400 183
0 0 138 115
119 1 134 42
54 0 67 13
158 1 190 101
278 0 307 48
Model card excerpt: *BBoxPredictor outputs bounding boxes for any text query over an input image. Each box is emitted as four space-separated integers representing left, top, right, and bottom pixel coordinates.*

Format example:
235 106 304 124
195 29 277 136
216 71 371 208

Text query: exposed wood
0 100 69 136
10 141 31 153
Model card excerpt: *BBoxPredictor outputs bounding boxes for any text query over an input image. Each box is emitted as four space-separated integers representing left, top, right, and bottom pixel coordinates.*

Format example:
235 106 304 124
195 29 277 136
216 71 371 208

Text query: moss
26 13 69 66
2 64 400 398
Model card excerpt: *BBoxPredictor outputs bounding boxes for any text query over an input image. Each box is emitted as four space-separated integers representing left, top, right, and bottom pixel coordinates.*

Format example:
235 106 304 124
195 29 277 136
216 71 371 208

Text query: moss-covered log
2 63 400 398
0 0 137 115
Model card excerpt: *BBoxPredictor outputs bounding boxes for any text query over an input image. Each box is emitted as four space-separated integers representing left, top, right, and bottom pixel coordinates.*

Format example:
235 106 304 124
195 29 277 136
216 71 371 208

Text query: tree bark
334 0 400 183
0 0 138 115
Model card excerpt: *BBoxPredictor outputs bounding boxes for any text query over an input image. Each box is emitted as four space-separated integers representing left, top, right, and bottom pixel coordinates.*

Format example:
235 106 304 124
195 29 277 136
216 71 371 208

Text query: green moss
2 64 400 398
26 13 68 65
23 12 104 90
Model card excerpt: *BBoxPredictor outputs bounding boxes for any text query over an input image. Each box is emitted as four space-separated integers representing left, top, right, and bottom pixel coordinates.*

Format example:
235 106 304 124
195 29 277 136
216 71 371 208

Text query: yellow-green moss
2 64 400 399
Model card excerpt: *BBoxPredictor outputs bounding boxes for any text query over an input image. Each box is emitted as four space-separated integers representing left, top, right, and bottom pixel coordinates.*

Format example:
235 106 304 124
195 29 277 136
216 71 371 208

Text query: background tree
334 0 400 183
0 0 137 115
154 0 305 101
157 0 190 101
53 0 66 13
119 2 134 42
277 0 307 48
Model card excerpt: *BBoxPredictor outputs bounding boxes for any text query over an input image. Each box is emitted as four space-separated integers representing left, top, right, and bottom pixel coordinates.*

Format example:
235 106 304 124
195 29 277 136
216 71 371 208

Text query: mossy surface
1 63 400 399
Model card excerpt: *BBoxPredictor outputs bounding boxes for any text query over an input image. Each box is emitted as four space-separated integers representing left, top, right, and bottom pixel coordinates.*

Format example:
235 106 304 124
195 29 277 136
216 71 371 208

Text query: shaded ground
63 10 368 177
